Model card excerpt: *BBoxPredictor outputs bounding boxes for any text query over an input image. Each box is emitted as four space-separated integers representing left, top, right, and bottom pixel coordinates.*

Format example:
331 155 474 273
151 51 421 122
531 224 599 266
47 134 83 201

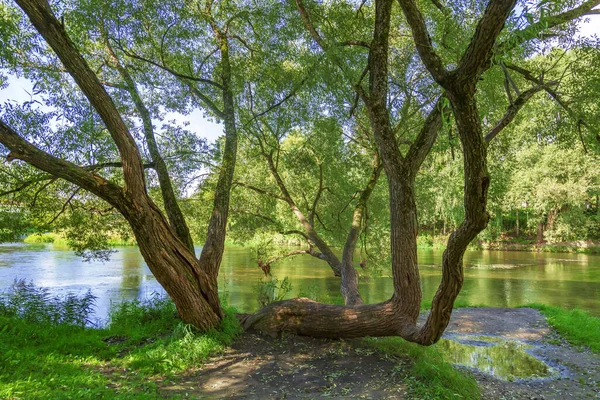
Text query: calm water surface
1 243 599 322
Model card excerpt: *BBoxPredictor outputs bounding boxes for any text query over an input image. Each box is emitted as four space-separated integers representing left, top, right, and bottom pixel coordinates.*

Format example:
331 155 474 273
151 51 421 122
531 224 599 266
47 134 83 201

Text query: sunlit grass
363 336 480 399
526 303 600 353
0 282 242 399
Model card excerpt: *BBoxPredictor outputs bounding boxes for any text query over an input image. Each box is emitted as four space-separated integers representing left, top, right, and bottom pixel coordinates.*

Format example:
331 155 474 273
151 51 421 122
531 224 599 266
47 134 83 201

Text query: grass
0 281 242 399
363 336 480 399
23 232 137 246
526 303 600 353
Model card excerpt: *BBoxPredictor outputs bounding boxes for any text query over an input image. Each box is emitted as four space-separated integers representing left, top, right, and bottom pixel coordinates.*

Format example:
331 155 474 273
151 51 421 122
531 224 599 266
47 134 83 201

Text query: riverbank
21 232 600 254
418 233 600 254
2 282 600 399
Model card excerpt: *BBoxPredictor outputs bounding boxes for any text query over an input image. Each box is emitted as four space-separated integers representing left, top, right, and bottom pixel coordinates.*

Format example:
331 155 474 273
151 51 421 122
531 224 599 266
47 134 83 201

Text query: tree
0 0 233 330
240 0 600 344
2 0 598 343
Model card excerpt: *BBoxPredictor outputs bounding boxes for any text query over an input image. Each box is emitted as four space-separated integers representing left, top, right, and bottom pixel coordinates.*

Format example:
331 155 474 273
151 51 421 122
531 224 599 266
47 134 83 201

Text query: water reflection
1 243 599 320
436 336 556 380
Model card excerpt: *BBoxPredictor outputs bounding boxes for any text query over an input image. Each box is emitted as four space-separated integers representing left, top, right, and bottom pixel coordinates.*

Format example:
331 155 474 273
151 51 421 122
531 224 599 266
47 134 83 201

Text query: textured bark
242 0 516 344
198 30 238 280
104 34 195 253
340 155 382 306
264 153 343 276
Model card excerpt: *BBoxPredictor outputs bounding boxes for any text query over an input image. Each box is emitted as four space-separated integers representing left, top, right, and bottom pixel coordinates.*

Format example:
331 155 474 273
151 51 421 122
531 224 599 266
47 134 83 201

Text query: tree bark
242 0 513 344
103 32 195 253
340 155 382 306
6 0 233 330
264 153 343 276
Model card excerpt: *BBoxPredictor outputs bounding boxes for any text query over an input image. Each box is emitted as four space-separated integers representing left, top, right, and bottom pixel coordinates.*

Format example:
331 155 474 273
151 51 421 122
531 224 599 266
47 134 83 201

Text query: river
1 242 599 323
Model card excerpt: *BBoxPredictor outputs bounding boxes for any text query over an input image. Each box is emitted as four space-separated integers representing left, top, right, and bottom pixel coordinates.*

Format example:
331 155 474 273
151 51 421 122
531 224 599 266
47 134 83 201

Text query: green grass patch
420 298 483 310
23 232 61 244
0 282 242 399
23 232 137 246
526 303 600 353
363 337 480 399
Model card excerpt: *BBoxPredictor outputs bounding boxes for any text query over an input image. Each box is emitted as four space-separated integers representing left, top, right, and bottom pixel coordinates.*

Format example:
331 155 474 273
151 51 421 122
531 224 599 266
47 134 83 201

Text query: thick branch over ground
243 0 523 344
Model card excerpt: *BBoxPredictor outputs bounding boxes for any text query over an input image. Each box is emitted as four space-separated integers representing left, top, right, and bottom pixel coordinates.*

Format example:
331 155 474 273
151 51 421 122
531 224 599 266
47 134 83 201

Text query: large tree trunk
124 202 222 329
242 0 509 344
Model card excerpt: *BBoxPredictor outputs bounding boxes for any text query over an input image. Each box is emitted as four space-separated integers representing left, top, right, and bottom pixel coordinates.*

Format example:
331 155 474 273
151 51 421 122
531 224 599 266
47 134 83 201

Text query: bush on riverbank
23 232 137 247
415 232 600 254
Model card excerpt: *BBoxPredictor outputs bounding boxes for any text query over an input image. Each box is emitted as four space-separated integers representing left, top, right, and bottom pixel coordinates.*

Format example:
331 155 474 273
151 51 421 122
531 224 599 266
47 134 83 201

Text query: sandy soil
158 308 600 399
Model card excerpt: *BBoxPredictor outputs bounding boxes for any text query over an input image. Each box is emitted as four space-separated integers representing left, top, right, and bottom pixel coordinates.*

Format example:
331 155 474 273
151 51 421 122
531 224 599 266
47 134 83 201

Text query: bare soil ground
159 308 600 399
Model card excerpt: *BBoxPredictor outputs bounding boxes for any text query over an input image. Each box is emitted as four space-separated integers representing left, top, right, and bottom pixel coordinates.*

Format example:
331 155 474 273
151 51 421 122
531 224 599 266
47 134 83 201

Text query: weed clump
0 279 96 327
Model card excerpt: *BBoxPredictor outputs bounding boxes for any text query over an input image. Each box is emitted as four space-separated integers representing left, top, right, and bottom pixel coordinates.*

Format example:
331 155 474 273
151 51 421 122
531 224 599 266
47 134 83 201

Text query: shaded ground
159 334 407 399
159 308 600 399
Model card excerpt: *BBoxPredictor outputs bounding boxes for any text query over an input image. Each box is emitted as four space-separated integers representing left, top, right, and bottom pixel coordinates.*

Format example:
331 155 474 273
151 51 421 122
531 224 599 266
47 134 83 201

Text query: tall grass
0 281 242 399
0 279 96 326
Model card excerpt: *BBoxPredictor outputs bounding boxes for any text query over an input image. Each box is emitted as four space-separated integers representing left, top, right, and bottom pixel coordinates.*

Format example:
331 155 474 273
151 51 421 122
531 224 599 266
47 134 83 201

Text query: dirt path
160 334 408 399
159 308 600 399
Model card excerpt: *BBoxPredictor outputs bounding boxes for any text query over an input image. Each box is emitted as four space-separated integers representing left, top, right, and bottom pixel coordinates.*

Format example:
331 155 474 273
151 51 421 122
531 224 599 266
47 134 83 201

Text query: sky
0 12 599 144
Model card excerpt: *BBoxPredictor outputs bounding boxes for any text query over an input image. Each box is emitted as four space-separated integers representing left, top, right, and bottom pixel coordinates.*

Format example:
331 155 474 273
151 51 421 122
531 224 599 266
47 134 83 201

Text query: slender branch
233 181 287 202
308 162 324 226
405 95 447 175
45 187 81 225
182 80 225 118
118 46 224 90
295 0 327 48
484 82 556 143
338 40 371 49
396 0 449 84
504 0 600 50
506 63 600 144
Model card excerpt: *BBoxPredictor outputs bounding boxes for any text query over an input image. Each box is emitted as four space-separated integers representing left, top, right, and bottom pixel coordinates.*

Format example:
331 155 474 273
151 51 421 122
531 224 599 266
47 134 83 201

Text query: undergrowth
0 281 242 399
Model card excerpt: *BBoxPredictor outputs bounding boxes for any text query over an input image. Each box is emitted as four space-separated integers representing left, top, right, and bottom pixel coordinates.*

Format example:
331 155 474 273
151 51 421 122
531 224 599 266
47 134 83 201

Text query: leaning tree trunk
242 0 515 344
340 154 382 306
123 200 223 329
5 0 235 331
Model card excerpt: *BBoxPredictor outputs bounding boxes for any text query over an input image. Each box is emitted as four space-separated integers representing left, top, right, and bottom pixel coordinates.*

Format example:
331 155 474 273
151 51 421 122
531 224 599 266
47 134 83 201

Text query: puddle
436 336 557 381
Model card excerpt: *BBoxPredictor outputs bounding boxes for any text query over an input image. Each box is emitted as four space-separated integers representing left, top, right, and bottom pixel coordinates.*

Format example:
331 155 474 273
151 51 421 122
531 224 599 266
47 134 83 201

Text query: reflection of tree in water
121 250 142 300
437 338 554 380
